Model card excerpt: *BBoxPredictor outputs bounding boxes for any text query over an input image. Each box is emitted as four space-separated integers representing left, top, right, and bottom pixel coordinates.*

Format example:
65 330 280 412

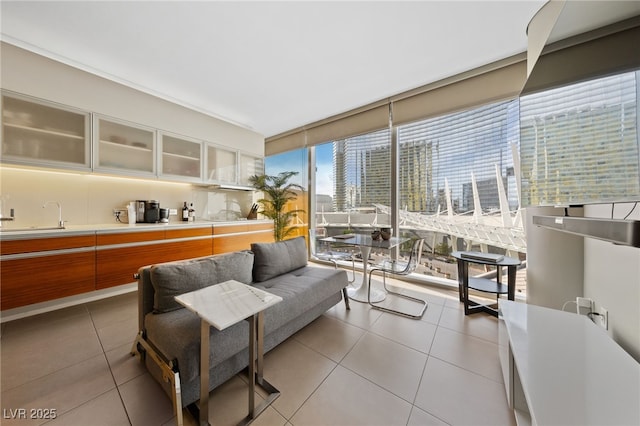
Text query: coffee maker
134 200 162 223
144 200 160 223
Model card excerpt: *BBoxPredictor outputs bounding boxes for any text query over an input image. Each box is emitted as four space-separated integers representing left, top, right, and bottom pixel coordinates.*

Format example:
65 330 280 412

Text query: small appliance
159 208 170 223
135 200 146 223
144 200 160 223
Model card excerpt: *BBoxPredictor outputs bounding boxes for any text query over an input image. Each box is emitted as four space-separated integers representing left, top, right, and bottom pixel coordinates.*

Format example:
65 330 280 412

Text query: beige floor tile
1 304 89 337
325 296 382 330
421 301 444 325
119 373 175 426
407 406 450 426
105 341 147 386
293 314 365 362
262 338 337 419
0 354 115 426
87 291 138 330
1 314 103 391
415 357 515 426
438 305 500 343
290 365 412 426
370 312 437 354
44 388 130 426
341 332 427 402
95 315 139 352
429 327 503 383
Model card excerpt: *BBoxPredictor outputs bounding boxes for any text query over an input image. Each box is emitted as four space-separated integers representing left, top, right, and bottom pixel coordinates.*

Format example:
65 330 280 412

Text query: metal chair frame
309 230 356 310
367 238 427 319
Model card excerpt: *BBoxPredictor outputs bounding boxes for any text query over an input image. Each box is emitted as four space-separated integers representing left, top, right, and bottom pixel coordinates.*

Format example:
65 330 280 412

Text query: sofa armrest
136 266 155 333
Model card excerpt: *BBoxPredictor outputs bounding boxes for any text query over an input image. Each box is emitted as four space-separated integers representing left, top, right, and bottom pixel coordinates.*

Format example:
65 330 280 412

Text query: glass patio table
320 234 409 302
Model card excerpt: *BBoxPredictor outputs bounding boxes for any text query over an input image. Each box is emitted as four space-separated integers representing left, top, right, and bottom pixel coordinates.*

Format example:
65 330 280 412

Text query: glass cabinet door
1 92 90 169
95 116 155 176
160 132 202 182
206 144 237 184
238 153 264 186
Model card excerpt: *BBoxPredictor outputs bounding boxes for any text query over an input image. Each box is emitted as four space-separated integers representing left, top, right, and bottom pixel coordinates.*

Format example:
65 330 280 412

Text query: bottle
182 202 189 222
188 203 195 222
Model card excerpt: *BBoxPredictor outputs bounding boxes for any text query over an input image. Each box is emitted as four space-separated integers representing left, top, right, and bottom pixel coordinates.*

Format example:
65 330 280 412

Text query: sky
265 143 334 196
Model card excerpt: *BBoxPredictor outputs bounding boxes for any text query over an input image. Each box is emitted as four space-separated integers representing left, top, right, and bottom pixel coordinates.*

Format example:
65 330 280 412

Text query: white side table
175 280 283 426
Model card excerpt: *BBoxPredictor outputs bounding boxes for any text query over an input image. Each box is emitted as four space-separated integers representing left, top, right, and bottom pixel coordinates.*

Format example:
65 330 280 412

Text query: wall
1 43 264 154
526 204 640 362
525 206 585 310
0 167 256 227
0 42 263 226
583 203 640 362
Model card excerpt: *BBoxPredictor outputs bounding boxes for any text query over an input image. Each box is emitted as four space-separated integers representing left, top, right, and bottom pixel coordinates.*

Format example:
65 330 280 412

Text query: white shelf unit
1 91 90 169
94 115 156 176
499 300 639 426
159 132 203 182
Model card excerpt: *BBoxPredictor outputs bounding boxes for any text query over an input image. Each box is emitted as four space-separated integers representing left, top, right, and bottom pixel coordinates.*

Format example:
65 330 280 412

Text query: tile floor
0 274 515 426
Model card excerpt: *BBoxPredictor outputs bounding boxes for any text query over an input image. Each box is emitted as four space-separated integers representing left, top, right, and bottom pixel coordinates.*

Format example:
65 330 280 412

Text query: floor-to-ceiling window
520 71 639 206
265 69 639 296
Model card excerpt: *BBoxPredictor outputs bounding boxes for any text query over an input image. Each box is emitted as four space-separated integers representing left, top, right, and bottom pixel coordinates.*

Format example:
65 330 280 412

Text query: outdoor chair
367 238 428 319
309 229 356 309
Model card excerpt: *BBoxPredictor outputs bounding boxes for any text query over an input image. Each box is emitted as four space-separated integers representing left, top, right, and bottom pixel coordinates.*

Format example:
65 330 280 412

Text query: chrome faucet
43 201 65 228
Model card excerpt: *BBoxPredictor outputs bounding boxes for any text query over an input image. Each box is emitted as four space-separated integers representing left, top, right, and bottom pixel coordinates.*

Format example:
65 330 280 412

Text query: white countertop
0 219 272 239
500 300 640 426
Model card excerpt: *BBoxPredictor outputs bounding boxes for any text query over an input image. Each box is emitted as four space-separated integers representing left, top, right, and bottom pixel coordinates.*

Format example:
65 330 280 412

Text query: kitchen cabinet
206 143 237 184
96 227 213 289
0 233 96 310
94 115 156 176
212 222 273 254
0 222 273 310
2 91 264 187
238 153 264 186
160 132 203 182
1 91 91 170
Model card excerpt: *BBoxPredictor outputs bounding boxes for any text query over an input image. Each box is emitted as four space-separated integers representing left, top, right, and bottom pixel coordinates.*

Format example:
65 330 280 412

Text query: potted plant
249 171 305 241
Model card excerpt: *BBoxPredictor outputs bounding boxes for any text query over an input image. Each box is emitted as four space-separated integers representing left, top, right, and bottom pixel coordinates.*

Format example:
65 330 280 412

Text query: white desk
321 234 408 302
175 280 283 426
499 300 640 426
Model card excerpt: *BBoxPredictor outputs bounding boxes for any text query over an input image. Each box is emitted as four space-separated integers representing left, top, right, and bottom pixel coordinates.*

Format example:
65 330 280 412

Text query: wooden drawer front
213 232 274 254
213 223 273 235
96 239 213 289
165 227 212 239
0 235 96 256
1 251 96 310
96 230 165 246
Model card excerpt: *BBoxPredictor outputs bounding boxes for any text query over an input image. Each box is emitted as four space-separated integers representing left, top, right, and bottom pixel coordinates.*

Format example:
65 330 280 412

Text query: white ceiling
1 1 547 138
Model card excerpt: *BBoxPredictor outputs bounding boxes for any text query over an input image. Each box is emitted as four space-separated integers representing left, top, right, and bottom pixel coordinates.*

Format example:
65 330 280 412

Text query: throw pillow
251 236 308 282
150 250 254 313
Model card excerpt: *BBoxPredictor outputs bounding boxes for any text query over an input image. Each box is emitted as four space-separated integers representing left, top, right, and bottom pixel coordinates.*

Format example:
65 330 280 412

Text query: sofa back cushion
150 251 254 313
251 236 308 282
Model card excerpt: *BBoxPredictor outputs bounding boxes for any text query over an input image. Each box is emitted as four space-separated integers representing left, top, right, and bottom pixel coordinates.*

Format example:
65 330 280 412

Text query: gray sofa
131 236 349 422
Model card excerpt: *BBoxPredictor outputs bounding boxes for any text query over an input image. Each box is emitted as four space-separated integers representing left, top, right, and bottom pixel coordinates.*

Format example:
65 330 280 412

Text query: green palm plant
249 171 305 241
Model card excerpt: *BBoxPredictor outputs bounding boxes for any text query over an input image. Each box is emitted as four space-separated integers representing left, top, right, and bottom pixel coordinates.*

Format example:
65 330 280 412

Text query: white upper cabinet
1 91 90 170
1 92 264 187
206 143 237 184
238 153 264 186
159 132 203 182
94 115 156 176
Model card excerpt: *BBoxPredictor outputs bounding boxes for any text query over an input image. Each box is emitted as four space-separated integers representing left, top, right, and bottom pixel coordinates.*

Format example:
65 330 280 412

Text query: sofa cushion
150 251 254 313
251 236 308 282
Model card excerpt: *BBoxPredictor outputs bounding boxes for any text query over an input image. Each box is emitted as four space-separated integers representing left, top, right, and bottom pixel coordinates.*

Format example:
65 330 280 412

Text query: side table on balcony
451 251 521 317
